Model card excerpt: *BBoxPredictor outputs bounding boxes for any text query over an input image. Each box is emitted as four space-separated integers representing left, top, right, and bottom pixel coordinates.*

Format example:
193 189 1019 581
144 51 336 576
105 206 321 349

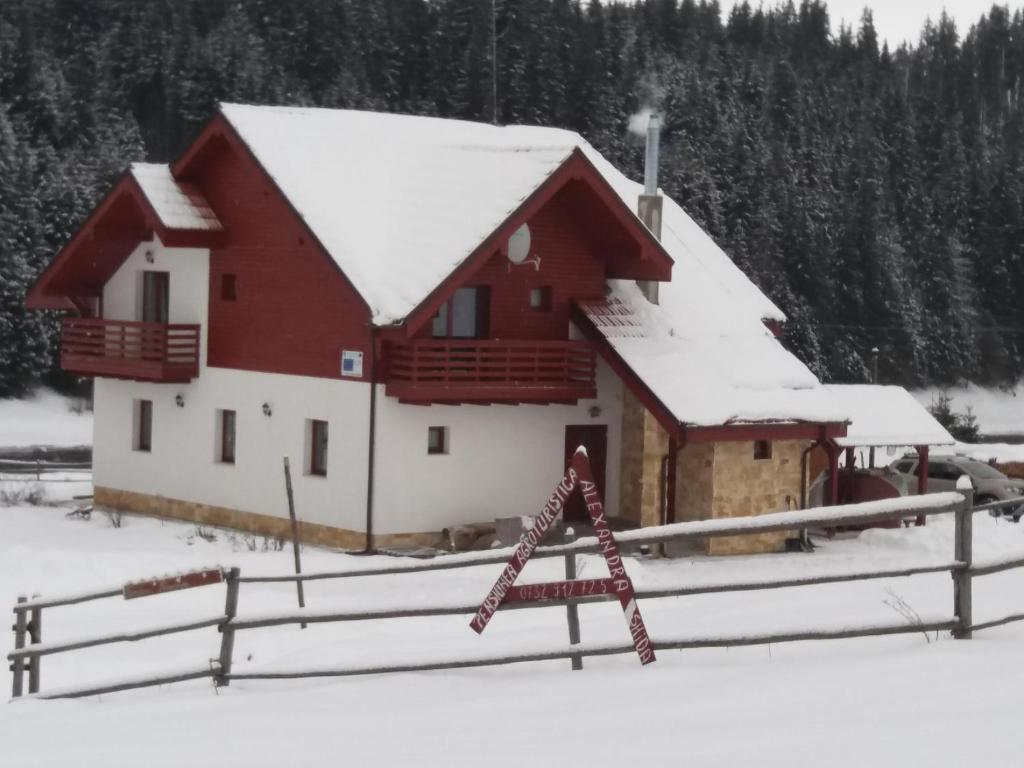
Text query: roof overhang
26 171 224 312
399 148 675 337
571 301 848 444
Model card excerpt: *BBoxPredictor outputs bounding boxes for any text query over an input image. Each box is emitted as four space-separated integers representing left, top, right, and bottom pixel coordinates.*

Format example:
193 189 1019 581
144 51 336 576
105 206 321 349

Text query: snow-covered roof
130 163 222 232
579 284 846 427
218 104 784 326
824 385 955 448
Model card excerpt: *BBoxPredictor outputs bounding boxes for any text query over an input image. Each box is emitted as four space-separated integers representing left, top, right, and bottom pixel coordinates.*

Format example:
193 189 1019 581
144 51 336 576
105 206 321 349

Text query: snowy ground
0 389 92 450
3 498 1024 766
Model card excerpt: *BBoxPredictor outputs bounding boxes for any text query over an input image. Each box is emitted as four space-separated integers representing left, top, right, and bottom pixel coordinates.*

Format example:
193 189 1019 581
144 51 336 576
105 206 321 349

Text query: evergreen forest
1 0 1023 396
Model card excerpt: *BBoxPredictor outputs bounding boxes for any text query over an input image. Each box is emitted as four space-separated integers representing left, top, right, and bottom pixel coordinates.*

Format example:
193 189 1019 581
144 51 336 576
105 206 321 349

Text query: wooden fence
10 488 1024 700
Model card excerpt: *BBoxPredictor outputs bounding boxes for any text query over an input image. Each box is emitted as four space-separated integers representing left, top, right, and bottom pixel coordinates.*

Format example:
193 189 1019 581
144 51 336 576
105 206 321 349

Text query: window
427 426 448 455
896 460 916 474
927 462 959 481
217 409 236 464
141 271 169 323
309 419 328 476
431 287 490 338
221 273 237 301
753 440 772 461
529 286 552 311
134 399 153 452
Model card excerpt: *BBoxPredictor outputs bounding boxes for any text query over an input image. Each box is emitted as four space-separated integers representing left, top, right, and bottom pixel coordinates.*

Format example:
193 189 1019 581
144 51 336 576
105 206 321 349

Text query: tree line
1 0 1022 397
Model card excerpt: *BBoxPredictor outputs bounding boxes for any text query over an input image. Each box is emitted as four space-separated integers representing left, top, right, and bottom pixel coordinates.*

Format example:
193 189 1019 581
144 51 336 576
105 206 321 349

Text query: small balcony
61 318 201 383
384 339 597 403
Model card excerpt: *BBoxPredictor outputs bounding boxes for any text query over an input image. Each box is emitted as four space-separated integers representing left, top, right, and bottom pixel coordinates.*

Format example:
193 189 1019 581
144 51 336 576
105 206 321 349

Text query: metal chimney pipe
643 113 662 195
637 112 663 304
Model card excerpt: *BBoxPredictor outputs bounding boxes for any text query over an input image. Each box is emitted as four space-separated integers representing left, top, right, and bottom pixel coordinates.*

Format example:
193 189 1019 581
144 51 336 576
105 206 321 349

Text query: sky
720 1 1000 46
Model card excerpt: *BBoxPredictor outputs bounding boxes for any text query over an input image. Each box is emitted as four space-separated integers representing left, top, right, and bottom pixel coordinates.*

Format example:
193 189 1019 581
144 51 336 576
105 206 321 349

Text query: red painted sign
123 568 224 600
505 578 617 603
470 448 655 665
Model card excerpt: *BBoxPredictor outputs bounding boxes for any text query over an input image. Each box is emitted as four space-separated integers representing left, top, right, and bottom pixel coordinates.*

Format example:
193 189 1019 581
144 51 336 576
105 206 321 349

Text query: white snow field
2 502 1024 767
0 389 91 450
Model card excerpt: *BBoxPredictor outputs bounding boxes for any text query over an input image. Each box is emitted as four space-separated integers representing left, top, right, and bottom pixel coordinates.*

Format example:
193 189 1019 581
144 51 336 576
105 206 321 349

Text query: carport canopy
818 385 956 520
823 384 955 449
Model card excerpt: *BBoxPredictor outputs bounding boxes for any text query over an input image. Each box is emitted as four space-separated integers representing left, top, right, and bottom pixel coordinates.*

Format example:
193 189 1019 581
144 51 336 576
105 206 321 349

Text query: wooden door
142 271 169 324
564 425 608 522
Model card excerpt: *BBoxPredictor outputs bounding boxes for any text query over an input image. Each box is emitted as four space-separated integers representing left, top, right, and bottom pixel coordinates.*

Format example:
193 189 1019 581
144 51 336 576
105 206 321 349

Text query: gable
26 169 222 312
196 105 673 328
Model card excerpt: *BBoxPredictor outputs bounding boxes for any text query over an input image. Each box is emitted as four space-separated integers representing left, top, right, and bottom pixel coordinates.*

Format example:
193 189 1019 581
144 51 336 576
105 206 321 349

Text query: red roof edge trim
683 421 848 444
402 148 675 339
26 171 139 311
176 109 373 321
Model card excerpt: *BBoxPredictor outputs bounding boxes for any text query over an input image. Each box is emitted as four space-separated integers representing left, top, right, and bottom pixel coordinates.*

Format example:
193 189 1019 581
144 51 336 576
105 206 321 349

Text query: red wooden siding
187 137 372 380
414 188 607 342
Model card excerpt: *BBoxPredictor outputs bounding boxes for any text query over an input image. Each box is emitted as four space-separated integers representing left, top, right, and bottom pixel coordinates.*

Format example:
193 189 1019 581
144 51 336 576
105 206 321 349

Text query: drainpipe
637 113 663 305
363 328 378 553
800 440 819 510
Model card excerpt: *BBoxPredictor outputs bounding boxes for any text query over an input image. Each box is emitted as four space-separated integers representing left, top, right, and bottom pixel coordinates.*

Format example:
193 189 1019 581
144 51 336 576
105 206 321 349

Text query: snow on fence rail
11 490 1024 700
8 567 238 699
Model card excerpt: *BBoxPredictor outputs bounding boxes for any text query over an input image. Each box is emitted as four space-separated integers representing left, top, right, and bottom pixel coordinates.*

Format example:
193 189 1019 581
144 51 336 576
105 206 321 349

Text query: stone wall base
93 486 445 551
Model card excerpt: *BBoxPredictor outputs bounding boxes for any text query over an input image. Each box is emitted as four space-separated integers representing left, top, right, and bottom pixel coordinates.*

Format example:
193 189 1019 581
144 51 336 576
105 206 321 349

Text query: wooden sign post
470 448 655 666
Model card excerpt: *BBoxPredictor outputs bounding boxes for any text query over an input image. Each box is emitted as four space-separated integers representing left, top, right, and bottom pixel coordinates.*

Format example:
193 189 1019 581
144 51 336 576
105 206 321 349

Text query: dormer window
431 286 490 338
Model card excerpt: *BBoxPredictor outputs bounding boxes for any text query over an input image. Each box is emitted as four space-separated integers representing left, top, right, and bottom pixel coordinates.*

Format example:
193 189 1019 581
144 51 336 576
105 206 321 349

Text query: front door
564 425 608 522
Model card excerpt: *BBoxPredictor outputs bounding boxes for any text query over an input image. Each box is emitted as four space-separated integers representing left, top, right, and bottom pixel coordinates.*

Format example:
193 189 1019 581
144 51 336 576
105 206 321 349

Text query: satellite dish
507 223 531 264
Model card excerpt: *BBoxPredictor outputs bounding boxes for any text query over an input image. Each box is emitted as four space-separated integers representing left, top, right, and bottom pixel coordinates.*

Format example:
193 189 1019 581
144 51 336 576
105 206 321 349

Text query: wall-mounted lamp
144 249 155 264
588 405 602 418
174 393 185 408
262 402 273 417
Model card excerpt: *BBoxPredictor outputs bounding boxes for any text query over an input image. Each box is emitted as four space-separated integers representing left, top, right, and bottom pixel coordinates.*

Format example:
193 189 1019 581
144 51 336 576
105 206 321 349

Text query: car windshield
956 460 1007 480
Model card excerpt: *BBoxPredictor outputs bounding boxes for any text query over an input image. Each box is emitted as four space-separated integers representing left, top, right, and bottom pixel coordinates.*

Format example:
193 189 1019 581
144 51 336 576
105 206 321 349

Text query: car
893 454 1024 521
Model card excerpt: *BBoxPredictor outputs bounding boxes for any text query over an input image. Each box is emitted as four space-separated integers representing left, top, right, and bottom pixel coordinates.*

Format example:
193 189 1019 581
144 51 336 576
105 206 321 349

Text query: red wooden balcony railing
384 339 597 403
61 318 201 383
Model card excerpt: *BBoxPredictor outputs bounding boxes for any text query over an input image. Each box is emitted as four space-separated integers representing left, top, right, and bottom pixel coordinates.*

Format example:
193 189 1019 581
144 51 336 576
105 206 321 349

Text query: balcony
61 318 201 383
384 339 597 403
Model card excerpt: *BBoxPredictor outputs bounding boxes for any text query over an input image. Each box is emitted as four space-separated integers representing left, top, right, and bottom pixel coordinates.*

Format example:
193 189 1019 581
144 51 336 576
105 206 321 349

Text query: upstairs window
431 287 490 338
221 273 237 301
308 419 328 476
141 271 169 323
217 409 236 464
753 440 772 461
529 287 553 311
134 399 153 452
427 426 448 455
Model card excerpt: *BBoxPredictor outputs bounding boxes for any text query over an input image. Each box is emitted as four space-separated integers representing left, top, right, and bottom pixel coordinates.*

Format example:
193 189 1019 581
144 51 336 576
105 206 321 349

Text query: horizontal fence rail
8 567 235 699
239 493 966 585
227 618 963 682
13 491 1024 699
61 318 200 383
384 339 597 401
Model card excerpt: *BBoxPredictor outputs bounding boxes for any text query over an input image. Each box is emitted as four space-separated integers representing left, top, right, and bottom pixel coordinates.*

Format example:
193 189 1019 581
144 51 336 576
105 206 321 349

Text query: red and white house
28 104 885 552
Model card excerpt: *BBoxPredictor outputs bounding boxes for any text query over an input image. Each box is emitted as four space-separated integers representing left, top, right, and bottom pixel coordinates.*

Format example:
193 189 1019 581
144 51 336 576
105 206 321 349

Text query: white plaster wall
94 239 371 530
94 239 623 536
371 359 624 534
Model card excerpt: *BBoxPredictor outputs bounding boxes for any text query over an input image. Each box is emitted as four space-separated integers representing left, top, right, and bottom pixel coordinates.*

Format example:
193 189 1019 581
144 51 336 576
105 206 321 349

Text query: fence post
563 529 583 671
953 476 974 639
283 457 307 628
216 567 241 686
28 604 41 694
11 597 27 697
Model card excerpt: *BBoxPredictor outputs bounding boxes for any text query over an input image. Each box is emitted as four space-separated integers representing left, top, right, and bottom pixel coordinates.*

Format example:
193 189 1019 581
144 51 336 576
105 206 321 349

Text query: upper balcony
61 318 201 383
383 339 597 404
